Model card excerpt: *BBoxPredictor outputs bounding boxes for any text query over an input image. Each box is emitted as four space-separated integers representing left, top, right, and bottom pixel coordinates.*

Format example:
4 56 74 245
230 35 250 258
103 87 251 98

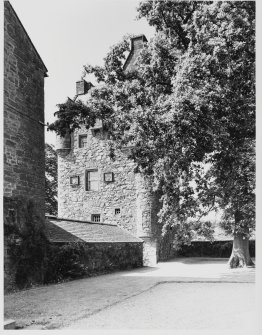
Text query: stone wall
81 242 143 272
123 35 148 72
4 2 47 290
58 127 138 235
177 240 256 258
4 1 47 219
57 125 166 265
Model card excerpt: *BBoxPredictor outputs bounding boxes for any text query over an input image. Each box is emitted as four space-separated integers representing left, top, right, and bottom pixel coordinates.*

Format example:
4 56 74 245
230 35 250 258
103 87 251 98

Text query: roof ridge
5 1 48 75
46 215 119 227
46 218 143 243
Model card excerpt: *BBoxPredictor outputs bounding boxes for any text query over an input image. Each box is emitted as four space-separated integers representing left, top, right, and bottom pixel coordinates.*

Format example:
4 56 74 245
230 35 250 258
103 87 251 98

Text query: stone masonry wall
81 242 143 272
124 36 147 72
4 2 47 218
58 127 138 235
135 174 162 265
57 125 163 264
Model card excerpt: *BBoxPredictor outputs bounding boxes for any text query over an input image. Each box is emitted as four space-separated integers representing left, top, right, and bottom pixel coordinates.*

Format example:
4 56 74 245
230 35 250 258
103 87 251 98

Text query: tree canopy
48 1 255 248
45 143 58 215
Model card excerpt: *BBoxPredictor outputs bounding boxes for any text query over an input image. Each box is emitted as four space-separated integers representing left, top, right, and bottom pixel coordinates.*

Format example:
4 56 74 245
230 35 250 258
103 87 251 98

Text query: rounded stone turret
135 173 158 266
56 131 71 156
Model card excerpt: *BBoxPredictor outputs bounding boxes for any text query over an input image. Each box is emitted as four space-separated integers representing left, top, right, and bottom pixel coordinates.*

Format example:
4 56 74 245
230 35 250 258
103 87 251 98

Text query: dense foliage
43 243 88 284
45 143 58 215
5 198 48 288
48 1 255 251
5 198 88 289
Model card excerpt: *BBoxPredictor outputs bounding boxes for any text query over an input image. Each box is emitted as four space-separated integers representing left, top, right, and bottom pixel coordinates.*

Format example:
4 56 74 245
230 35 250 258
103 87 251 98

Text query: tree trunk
228 234 254 268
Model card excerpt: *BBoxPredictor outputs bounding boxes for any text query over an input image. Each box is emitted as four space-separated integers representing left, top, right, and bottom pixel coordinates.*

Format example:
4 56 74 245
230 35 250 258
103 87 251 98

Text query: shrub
4 197 89 289
44 243 88 283
4 197 47 289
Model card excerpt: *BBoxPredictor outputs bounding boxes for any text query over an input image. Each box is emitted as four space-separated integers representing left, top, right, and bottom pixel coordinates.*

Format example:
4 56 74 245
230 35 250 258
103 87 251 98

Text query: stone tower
56 35 163 266
4 1 48 220
4 1 48 290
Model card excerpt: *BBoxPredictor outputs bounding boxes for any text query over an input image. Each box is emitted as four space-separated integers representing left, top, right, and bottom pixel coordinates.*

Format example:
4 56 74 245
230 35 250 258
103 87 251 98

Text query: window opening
92 129 102 138
91 214 101 223
86 170 99 191
70 176 79 186
104 172 114 182
115 208 120 215
79 134 87 148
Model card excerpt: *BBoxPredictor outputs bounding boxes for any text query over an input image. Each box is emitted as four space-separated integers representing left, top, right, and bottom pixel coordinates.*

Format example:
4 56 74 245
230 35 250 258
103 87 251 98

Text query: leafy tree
4 198 48 289
48 1 255 267
163 0 255 267
45 143 58 215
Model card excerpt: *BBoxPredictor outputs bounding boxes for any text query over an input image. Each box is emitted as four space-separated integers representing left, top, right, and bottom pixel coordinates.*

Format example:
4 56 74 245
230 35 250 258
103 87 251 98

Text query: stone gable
4 1 47 217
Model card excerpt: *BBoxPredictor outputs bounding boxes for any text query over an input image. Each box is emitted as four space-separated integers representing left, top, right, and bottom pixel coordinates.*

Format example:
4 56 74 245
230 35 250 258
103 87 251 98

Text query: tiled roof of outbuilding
45 217 143 244
45 220 83 243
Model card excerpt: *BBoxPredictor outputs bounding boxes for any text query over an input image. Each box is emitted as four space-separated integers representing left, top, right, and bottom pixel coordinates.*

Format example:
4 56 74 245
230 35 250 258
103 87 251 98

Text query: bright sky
10 0 155 145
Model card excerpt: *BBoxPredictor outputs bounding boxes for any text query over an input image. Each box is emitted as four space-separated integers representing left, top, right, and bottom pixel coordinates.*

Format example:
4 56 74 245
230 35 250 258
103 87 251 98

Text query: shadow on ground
4 257 255 330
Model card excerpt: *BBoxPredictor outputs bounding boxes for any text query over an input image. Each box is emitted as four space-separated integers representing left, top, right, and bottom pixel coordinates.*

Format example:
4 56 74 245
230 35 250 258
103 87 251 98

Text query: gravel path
4 257 256 330
67 282 255 329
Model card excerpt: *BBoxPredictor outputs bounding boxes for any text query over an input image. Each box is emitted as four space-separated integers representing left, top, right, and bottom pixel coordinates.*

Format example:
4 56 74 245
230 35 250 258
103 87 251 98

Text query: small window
91 214 101 223
104 172 114 182
92 128 103 138
70 176 79 186
79 134 87 148
93 129 101 137
115 208 120 215
86 170 99 191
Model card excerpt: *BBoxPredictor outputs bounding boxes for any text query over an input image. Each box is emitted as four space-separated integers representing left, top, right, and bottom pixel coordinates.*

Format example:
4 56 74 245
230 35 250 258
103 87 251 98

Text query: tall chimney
123 35 148 73
76 80 93 95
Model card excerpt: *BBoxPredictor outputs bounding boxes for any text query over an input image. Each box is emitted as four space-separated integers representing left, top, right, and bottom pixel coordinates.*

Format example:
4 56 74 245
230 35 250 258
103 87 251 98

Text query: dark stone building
4 1 48 216
4 1 48 290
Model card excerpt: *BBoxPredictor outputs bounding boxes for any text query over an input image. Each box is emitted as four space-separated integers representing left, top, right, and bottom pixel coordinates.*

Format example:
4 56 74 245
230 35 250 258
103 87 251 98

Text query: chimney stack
123 35 148 72
76 80 93 95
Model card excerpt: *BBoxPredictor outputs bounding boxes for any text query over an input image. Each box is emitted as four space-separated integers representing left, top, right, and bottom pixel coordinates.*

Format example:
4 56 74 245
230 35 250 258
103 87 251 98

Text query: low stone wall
176 240 255 258
82 242 143 272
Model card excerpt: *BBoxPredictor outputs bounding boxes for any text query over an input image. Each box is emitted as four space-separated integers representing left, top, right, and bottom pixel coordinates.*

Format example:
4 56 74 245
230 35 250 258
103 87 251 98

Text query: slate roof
45 217 143 244
45 220 83 243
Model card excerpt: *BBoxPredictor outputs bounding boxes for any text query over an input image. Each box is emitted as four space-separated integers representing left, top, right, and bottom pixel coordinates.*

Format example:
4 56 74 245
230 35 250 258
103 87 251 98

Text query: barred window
115 208 120 215
91 214 101 223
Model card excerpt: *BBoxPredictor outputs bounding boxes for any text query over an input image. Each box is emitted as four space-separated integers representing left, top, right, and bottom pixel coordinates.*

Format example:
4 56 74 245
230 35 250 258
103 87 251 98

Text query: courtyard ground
4 257 256 330
67 282 255 329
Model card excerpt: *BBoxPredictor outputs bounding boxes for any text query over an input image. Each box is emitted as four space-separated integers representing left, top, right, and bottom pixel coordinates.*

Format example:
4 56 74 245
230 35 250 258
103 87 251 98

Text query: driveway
4 257 256 330
68 282 255 329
